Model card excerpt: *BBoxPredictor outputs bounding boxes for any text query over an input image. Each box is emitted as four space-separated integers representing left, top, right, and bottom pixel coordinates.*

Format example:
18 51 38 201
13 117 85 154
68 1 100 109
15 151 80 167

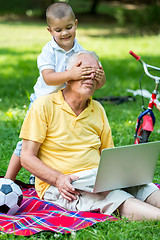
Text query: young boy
4 2 106 182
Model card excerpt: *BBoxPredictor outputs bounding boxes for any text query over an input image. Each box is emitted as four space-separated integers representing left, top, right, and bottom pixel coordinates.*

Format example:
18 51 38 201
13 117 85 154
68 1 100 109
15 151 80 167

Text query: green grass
0 20 160 239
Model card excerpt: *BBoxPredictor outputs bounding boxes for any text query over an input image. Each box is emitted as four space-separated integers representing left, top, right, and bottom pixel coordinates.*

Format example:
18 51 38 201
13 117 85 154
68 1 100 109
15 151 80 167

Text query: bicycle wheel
134 129 151 144
140 130 151 143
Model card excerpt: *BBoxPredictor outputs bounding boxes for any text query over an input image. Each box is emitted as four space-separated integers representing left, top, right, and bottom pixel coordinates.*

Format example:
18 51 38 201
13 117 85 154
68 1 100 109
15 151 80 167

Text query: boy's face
47 15 78 52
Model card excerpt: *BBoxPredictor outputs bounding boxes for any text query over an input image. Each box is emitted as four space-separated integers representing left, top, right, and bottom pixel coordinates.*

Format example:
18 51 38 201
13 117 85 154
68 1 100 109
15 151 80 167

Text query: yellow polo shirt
20 90 114 198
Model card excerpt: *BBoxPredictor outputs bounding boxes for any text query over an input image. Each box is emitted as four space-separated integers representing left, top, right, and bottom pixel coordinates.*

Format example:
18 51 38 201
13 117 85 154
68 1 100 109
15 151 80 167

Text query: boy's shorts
14 93 36 157
14 140 23 157
43 169 158 215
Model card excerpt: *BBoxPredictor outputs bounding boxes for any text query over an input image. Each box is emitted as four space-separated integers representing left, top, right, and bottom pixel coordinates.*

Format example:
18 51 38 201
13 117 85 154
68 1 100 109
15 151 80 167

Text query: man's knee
118 196 160 221
118 197 135 218
145 190 160 208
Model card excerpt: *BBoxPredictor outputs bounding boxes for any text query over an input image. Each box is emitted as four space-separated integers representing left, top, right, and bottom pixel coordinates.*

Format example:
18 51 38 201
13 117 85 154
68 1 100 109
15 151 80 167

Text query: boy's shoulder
41 39 54 52
73 39 84 51
42 38 62 52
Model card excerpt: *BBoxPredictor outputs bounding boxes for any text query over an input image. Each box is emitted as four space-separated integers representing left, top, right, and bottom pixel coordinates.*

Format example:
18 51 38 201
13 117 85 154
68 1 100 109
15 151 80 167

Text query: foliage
0 0 159 32
0 18 160 239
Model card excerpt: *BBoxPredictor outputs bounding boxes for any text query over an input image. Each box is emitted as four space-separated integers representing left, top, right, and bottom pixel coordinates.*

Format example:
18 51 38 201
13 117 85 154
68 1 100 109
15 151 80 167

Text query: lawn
0 18 160 239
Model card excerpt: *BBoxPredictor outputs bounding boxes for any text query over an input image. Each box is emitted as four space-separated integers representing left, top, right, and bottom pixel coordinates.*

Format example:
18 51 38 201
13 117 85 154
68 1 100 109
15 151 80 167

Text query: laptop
72 141 160 193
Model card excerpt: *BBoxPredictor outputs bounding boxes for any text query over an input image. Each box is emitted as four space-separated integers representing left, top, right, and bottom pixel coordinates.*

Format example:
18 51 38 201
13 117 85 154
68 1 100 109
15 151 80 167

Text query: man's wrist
54 172 64 187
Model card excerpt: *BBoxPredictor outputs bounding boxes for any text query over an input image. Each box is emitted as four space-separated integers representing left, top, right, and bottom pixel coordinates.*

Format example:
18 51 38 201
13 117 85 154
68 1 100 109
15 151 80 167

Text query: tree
90 0 100 14
40 0 55 18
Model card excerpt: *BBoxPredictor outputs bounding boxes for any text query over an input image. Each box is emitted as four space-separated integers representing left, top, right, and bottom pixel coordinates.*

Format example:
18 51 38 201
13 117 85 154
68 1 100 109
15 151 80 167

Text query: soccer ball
0 178 23 215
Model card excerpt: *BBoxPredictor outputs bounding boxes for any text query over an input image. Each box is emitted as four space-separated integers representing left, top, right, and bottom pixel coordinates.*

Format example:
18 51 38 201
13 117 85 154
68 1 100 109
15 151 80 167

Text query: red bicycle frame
129 51 160 144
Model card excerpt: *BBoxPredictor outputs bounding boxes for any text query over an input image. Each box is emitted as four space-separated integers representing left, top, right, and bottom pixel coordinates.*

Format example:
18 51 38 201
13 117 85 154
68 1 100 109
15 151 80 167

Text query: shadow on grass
94 55 160 98
0 48 38 111
0 10 159 38
0 47 39 56
0 48 160 112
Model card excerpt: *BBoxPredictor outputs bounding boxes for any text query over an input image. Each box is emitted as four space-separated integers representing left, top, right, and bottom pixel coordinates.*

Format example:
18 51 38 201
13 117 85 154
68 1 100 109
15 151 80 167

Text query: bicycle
129 50 160 144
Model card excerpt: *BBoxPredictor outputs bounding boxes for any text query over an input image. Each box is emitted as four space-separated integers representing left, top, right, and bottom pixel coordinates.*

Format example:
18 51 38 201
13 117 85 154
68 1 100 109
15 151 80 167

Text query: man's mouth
83 80 94 87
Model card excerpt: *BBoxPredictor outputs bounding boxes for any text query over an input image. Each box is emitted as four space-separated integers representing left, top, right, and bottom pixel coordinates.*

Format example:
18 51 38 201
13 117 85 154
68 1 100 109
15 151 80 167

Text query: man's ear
66 80 72 87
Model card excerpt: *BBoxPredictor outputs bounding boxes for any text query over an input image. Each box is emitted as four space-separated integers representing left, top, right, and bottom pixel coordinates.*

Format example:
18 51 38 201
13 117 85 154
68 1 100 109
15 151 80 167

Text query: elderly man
20 50 160 220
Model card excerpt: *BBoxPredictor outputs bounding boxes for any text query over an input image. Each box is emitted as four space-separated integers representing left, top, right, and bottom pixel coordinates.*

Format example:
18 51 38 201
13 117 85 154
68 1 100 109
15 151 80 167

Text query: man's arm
21 139 79 201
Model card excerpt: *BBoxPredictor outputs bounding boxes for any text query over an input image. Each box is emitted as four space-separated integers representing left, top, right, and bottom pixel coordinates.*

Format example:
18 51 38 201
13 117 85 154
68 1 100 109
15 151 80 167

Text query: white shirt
33 38 84 98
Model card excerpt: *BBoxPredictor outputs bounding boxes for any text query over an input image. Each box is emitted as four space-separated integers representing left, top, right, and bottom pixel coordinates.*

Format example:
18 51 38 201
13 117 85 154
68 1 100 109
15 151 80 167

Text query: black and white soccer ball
0 178 23 215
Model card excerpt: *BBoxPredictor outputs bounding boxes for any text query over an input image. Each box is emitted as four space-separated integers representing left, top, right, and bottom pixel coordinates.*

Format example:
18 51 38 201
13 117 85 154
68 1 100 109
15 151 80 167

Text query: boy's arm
42 63 96 86
95 66 106 89
5 153 22 181
42 69 74 86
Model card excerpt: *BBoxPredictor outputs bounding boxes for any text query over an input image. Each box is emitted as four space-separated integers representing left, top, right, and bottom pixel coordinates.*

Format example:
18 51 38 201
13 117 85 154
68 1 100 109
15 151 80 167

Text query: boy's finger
76 61 82 67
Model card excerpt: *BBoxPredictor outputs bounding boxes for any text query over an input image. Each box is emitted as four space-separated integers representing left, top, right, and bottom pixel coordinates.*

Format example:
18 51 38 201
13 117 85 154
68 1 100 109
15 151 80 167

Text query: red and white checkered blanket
0 180 118 236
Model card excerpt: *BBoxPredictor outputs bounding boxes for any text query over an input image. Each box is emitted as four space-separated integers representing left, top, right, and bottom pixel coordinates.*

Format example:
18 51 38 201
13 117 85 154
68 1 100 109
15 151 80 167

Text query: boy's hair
67 50 100 70
46 2 76 28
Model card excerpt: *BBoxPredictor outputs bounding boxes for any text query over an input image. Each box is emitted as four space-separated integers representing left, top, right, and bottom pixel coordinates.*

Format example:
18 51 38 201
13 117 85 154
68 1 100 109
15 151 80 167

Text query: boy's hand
94 66 106 89
69 61 95 81
68 62 106 90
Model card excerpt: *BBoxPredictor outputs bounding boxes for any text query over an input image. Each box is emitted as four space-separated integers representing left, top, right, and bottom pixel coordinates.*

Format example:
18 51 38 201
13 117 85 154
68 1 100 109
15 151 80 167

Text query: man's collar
50 90 94 117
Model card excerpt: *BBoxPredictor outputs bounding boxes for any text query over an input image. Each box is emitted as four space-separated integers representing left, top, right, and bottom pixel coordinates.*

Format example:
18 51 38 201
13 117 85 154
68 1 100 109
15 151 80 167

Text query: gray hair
67 50 99 70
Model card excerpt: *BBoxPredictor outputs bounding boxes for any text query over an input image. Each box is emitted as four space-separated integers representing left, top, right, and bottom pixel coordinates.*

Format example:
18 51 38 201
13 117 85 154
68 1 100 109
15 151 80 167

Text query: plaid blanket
0 179 118 236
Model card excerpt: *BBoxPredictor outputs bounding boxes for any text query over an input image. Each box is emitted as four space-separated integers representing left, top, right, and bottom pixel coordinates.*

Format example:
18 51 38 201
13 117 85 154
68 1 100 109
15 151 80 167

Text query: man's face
68 54 99 98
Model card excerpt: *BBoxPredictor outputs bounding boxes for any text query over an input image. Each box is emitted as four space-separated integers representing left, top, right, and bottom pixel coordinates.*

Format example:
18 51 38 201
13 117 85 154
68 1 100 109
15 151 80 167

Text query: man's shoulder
92 99 104 109
34 91 60 106
92 99 106 115
32 94 53 108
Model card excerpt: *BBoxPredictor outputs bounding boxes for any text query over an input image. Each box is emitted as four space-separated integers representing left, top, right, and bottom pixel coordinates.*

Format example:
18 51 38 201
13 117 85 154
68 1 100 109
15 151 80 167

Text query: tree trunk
90 0 100 14
40 0 55 18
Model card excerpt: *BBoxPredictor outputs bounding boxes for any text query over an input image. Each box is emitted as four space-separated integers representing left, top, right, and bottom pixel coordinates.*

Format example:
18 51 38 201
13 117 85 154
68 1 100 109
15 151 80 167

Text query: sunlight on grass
1 107 26 120
0 18 160 240
0 21 160 138
0 22 48 48
78 34 160 59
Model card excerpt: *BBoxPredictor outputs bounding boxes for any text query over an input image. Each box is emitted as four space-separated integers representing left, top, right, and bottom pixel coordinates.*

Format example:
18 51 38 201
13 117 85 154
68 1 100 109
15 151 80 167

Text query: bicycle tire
134 129 151 144
140 130 151 143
